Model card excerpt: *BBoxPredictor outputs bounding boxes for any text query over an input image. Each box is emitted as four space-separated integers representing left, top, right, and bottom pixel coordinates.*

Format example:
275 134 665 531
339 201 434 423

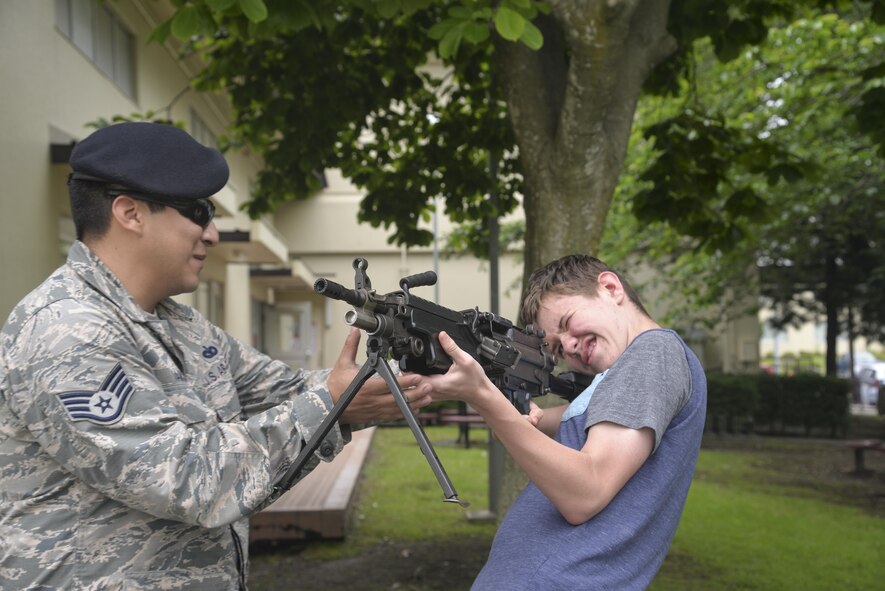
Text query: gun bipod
276 334 469 507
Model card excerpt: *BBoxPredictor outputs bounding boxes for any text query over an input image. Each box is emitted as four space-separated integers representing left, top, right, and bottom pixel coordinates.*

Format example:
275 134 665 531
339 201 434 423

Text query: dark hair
519 254 649 326
68 179 163 241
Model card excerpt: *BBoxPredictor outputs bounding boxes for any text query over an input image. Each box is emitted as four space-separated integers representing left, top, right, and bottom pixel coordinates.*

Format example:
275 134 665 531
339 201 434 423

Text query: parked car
837 351 879 379
857 364 884 406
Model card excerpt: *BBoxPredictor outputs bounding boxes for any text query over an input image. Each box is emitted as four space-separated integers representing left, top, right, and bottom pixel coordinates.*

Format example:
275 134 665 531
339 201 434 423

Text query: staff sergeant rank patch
57 363 135 425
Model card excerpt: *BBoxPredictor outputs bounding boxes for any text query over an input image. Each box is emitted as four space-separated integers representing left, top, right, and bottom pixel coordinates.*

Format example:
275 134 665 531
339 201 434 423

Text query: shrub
705 372 850 438
705 373 758 434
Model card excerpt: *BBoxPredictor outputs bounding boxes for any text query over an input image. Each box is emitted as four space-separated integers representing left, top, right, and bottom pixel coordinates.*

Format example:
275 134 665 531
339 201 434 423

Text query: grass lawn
652 444 885 590
298 425 497 561
250 420 885 590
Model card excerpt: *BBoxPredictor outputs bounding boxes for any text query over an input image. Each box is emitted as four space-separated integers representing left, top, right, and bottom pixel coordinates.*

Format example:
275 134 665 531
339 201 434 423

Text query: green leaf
463 22 490 44
239 0 268 23
439 25 464 59
449 6 473 19
171 6 200 40
519 19 543 50
376 0 400 19
206 0 237 11
428 19 457 41
494 6 525 42
288 0 321 30
147 18 173 44
400 0 433 15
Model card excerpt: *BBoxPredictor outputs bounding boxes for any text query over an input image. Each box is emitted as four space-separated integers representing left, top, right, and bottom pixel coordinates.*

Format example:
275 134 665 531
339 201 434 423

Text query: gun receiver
279 258 589 507
316 257 590 414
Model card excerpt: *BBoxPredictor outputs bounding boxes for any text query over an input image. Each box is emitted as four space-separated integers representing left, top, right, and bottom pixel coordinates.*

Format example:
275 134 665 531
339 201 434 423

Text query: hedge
705 372 850 438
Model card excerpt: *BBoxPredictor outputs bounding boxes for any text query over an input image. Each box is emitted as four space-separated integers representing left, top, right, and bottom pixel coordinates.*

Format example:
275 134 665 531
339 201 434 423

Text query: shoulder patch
57 363 135 425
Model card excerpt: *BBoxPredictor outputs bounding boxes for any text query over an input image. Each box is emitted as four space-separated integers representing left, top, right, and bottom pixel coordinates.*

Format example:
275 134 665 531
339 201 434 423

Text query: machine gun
277 257 591 506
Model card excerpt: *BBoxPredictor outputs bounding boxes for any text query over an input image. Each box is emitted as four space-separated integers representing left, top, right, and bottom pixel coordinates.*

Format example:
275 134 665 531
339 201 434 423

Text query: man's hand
328 328 431 424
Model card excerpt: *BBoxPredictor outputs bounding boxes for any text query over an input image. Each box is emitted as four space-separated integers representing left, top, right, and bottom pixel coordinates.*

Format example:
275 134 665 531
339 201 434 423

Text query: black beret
69 122 229 201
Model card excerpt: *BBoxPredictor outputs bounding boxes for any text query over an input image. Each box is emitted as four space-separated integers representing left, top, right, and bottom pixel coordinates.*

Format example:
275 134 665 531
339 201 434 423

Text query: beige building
0 0 756 376
759 308 883 370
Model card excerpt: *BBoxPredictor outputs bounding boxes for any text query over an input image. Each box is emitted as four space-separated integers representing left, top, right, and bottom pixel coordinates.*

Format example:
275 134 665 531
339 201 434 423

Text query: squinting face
143 204 218 298
534 291 630 374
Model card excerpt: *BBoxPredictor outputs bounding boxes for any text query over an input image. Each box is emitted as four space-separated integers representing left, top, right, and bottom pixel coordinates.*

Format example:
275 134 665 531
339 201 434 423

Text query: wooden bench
845 439 885 474
249 427 375 541
417 411 440 426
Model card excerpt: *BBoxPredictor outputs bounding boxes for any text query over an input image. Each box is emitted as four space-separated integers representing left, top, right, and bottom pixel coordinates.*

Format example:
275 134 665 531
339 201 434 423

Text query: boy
422 254 706 590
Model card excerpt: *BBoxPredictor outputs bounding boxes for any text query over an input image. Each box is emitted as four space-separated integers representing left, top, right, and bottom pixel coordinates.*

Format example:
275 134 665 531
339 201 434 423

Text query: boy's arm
424 331 653 525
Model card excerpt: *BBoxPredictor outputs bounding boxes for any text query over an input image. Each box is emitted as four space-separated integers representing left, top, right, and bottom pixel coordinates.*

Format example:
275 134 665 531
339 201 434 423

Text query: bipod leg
374 359 468 507
276 357 378 491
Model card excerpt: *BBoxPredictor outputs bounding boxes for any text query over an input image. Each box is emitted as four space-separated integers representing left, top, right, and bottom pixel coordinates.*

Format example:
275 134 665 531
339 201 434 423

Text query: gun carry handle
400 271 437 291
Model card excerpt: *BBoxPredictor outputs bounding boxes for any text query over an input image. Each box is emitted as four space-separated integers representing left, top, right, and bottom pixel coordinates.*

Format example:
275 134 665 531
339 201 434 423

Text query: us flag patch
57 363 135 425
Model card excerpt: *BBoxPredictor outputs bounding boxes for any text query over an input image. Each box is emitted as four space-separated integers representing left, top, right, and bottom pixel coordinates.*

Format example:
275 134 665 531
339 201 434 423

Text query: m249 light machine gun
277 257 591 507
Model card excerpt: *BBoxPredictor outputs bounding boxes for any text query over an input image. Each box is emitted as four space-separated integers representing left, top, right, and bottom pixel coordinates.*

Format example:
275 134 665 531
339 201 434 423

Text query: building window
190 110 218 150
55 0 135 97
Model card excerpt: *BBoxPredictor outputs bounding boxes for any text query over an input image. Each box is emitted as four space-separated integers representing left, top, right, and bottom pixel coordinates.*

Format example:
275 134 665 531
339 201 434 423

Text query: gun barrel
314 277 366 307
344 308 397 338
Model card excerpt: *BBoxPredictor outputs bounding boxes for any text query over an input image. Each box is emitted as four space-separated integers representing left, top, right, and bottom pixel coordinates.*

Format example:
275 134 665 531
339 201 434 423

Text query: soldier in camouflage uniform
0 122 430 590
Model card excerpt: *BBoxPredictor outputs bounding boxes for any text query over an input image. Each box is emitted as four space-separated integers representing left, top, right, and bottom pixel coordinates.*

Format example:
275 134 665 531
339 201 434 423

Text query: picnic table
438 404 488 448
845 438 885 474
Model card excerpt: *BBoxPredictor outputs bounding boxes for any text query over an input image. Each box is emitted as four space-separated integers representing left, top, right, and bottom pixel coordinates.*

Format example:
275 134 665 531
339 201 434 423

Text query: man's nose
203 221 219 246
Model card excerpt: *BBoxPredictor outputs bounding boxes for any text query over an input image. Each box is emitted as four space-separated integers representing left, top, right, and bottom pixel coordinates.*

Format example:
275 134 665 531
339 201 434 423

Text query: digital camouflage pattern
0 241 347 590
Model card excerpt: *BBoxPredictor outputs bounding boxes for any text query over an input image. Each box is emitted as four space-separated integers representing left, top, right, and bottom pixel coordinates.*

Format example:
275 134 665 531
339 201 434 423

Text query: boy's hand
523 402 544 427
419 331 497 406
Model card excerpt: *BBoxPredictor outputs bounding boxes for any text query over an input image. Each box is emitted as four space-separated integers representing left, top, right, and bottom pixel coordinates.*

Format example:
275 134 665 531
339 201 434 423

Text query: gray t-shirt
472 328 707 591
585 329 691 451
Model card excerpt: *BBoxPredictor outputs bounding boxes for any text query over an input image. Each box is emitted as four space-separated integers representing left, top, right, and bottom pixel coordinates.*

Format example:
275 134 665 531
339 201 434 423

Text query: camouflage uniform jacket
0 241 347 590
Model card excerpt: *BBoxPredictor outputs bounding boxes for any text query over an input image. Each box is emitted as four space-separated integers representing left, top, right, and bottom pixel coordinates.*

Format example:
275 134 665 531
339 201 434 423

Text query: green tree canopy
604 9 885 372
158 0 881 284
158 1 884 366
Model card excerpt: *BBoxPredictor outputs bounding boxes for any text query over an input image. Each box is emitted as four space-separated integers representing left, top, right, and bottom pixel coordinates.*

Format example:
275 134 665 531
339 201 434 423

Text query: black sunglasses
106 190 216 229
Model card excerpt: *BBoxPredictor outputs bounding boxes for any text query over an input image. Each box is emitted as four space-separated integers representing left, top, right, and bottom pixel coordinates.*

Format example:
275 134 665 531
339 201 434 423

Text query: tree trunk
490 0 676 518
824 253 838 376
495 0 676 286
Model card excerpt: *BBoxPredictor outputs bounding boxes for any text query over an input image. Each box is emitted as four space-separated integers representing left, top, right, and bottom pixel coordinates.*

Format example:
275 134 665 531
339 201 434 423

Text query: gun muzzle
314 278 366 307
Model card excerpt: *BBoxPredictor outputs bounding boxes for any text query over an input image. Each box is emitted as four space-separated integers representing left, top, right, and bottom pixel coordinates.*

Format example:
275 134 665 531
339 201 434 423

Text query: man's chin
173 278 201 297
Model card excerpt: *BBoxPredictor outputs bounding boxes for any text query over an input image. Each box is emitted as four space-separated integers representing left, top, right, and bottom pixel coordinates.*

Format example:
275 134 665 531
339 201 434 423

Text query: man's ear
109 195 144 234
597 271 625 304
